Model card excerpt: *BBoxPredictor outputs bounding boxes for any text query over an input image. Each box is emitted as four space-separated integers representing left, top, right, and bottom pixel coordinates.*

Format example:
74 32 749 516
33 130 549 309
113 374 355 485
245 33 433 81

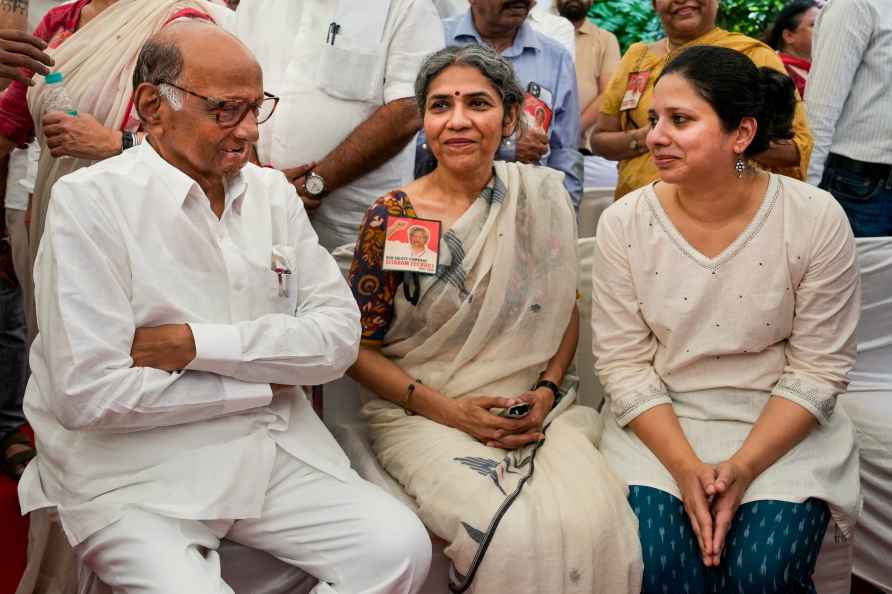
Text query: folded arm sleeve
186 186 361 386
38 183 272 433
591 209 671 426
773 198 860 424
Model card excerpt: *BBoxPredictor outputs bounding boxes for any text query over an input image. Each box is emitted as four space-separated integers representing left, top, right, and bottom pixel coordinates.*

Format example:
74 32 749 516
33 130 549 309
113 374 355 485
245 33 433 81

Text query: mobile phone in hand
499 403 530 419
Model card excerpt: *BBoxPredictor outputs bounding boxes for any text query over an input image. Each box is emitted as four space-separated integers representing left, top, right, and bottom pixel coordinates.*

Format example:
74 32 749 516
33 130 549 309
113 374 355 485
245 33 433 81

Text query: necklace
665 38 681 53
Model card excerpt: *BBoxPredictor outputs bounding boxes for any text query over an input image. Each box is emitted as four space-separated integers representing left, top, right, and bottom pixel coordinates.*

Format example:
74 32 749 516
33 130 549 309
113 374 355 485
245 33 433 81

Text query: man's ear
134 82 163 131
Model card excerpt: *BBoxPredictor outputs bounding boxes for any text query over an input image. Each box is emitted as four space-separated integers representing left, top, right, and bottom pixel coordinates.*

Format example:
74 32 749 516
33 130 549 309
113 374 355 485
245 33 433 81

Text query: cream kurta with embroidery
592 174 862 536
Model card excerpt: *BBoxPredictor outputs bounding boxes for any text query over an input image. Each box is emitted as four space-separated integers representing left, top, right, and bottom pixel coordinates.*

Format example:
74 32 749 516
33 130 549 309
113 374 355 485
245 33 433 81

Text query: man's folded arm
186 190 361 387
39 184 273 433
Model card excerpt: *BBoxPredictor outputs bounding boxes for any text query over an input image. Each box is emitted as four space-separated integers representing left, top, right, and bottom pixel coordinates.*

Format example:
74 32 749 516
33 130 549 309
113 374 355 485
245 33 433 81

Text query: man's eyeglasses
158 81 279 127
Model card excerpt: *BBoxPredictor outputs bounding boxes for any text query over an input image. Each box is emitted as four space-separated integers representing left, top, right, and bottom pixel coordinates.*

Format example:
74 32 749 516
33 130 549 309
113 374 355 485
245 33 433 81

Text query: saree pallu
26 0 212 279
362 162 643 594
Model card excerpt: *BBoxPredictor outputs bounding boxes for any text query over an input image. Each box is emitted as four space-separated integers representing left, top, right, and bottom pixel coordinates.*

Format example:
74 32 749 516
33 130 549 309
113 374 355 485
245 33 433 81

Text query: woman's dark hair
763 0 818 51
658 45 796 157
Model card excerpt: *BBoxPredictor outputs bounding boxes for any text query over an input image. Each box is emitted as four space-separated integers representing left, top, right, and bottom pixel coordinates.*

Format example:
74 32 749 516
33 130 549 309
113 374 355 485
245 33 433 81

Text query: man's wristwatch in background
304 171 326 198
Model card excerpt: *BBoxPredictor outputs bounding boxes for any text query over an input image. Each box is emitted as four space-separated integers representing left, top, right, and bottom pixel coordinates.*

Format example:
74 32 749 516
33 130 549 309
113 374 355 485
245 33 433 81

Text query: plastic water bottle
42 72 78 117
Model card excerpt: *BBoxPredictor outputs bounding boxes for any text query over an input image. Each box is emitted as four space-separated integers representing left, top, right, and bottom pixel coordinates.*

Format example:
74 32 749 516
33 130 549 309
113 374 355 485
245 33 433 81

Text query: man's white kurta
18 142 361 546
231 0 445 250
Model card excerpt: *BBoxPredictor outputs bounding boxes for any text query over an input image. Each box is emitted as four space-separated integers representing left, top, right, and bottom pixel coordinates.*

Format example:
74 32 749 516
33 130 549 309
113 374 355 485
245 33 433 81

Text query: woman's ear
781 27 796 49
503 104 520 138
734 116 758 155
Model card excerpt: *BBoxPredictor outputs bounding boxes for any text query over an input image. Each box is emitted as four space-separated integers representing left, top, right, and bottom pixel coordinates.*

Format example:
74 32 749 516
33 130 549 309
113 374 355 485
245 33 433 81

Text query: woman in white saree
347 45 642 594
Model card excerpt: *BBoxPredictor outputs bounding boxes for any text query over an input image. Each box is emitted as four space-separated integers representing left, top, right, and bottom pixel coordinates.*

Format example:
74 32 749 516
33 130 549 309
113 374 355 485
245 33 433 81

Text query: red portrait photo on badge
523 81 553 133
383 216 441 275
620 70 651 111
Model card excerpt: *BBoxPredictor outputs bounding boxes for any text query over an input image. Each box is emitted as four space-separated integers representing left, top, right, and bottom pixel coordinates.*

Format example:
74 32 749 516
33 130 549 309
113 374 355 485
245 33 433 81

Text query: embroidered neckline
644 174 781 272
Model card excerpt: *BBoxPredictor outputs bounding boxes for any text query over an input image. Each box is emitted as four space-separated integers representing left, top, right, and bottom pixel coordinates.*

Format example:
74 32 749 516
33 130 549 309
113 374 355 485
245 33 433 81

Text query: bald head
133 20 260 90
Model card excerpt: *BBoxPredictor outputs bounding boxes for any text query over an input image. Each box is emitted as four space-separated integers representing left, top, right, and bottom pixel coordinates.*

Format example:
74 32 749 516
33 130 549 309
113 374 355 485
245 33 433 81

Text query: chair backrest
575 237 608 410
578 187 614 239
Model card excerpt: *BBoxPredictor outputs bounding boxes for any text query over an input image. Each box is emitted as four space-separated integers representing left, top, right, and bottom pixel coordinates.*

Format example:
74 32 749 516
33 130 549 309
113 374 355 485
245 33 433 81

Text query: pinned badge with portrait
523 81 554 133
620 71 650 111
383 215 441 276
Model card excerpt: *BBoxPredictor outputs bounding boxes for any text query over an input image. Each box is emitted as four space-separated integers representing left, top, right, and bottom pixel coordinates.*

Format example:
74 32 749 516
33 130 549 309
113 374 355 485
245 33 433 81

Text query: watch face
305 173 325 196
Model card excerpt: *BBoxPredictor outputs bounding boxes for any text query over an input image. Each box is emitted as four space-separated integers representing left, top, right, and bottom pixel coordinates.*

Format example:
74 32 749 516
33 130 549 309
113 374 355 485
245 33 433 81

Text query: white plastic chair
578 186 614 239
834 237 892 594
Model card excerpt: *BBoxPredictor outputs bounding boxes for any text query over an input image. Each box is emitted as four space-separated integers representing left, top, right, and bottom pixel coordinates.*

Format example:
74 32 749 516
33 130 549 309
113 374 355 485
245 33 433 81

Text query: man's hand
515 127 549 164
282 161 321 211
43 112 122 160
0 30 53 86
130 324 196 372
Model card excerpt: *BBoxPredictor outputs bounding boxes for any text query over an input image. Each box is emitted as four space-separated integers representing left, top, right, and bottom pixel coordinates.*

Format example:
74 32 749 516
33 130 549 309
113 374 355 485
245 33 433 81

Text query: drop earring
735 156 746 178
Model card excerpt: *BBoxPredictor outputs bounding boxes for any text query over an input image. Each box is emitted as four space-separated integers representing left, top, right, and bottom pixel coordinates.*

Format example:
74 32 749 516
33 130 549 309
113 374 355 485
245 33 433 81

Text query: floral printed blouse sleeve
774 196 860 425
348 192 415 348
591 200 672 427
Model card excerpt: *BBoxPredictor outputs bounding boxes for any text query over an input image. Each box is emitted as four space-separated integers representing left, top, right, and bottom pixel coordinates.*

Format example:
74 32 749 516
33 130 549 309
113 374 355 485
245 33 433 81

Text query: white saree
362 162 643 594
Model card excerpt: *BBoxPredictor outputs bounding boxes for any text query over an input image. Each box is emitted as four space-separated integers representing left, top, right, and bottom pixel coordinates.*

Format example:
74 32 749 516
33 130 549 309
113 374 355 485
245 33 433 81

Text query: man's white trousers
74 446 431 594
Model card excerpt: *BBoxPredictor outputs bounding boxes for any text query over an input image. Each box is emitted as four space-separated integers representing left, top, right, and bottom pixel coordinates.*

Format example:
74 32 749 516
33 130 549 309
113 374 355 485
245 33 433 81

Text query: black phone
500 403 531 419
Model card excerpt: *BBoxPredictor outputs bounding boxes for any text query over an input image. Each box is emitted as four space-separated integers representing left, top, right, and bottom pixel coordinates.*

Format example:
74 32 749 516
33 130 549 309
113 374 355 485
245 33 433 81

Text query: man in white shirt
230 1 445 252
18 22 430 593
805 0 892 236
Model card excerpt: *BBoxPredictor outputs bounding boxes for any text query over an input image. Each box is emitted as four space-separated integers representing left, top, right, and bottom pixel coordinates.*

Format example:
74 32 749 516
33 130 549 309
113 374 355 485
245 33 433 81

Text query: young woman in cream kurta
593 46 860 594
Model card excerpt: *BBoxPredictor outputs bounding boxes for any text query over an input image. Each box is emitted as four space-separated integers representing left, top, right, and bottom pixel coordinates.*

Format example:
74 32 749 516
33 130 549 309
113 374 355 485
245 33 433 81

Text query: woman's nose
447 104 471 128
646 119 668 150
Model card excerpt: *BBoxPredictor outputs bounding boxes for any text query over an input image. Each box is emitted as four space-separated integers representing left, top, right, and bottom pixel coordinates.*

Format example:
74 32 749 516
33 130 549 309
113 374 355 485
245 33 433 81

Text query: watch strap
122 131 135 152
534 379 562 408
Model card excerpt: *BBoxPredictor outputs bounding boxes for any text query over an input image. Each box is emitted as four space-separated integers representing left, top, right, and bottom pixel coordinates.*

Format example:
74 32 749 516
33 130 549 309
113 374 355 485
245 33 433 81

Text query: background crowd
0 0 889 593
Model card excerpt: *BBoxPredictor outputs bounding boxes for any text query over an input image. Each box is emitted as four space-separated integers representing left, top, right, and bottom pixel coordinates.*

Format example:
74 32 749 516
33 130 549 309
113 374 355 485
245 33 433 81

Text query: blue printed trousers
629 485 830 594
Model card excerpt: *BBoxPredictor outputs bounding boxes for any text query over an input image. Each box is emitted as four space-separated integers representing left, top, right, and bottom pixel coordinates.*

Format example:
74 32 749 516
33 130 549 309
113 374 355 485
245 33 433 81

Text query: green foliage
587 0 789 53
588 0 663 52
716 0 788 39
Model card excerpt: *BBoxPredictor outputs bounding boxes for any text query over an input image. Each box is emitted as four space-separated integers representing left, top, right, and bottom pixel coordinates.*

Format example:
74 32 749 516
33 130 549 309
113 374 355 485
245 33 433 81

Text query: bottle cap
45 72 64 84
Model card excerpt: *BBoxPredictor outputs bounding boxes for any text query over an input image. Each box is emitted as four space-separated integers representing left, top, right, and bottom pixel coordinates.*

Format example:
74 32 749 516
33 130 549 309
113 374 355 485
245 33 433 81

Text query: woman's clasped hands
448 387 554 450
673 458 755 568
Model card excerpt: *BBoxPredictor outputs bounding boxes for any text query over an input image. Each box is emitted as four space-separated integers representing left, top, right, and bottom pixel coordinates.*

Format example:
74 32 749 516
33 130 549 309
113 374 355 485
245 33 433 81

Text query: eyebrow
427 91 494 101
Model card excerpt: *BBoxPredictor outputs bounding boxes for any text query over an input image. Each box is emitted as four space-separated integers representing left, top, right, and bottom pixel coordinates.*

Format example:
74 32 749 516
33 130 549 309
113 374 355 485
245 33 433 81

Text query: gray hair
414 45 525 133
133 40 185 113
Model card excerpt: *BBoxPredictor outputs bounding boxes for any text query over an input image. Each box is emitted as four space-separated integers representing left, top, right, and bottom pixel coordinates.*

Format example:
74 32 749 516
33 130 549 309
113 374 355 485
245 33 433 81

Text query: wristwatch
304 171 326 197
121 131 136 152
534 379 563 409
628 133 642 153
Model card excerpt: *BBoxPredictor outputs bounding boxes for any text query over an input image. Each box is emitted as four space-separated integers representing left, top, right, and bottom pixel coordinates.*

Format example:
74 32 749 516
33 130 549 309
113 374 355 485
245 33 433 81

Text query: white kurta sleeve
186 187 361 387
37 182 273 433
773 198 860 424
592 207 672 427
382 0 445 103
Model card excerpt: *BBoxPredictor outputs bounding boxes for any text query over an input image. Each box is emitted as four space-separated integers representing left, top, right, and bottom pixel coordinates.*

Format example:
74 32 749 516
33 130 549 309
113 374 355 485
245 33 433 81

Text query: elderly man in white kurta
230 0 445 252
17 23 430 594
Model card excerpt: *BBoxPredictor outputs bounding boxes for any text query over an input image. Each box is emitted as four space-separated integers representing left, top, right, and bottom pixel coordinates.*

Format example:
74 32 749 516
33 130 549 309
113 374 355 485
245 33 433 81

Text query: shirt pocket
268 245 299 314
316 38 385 104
